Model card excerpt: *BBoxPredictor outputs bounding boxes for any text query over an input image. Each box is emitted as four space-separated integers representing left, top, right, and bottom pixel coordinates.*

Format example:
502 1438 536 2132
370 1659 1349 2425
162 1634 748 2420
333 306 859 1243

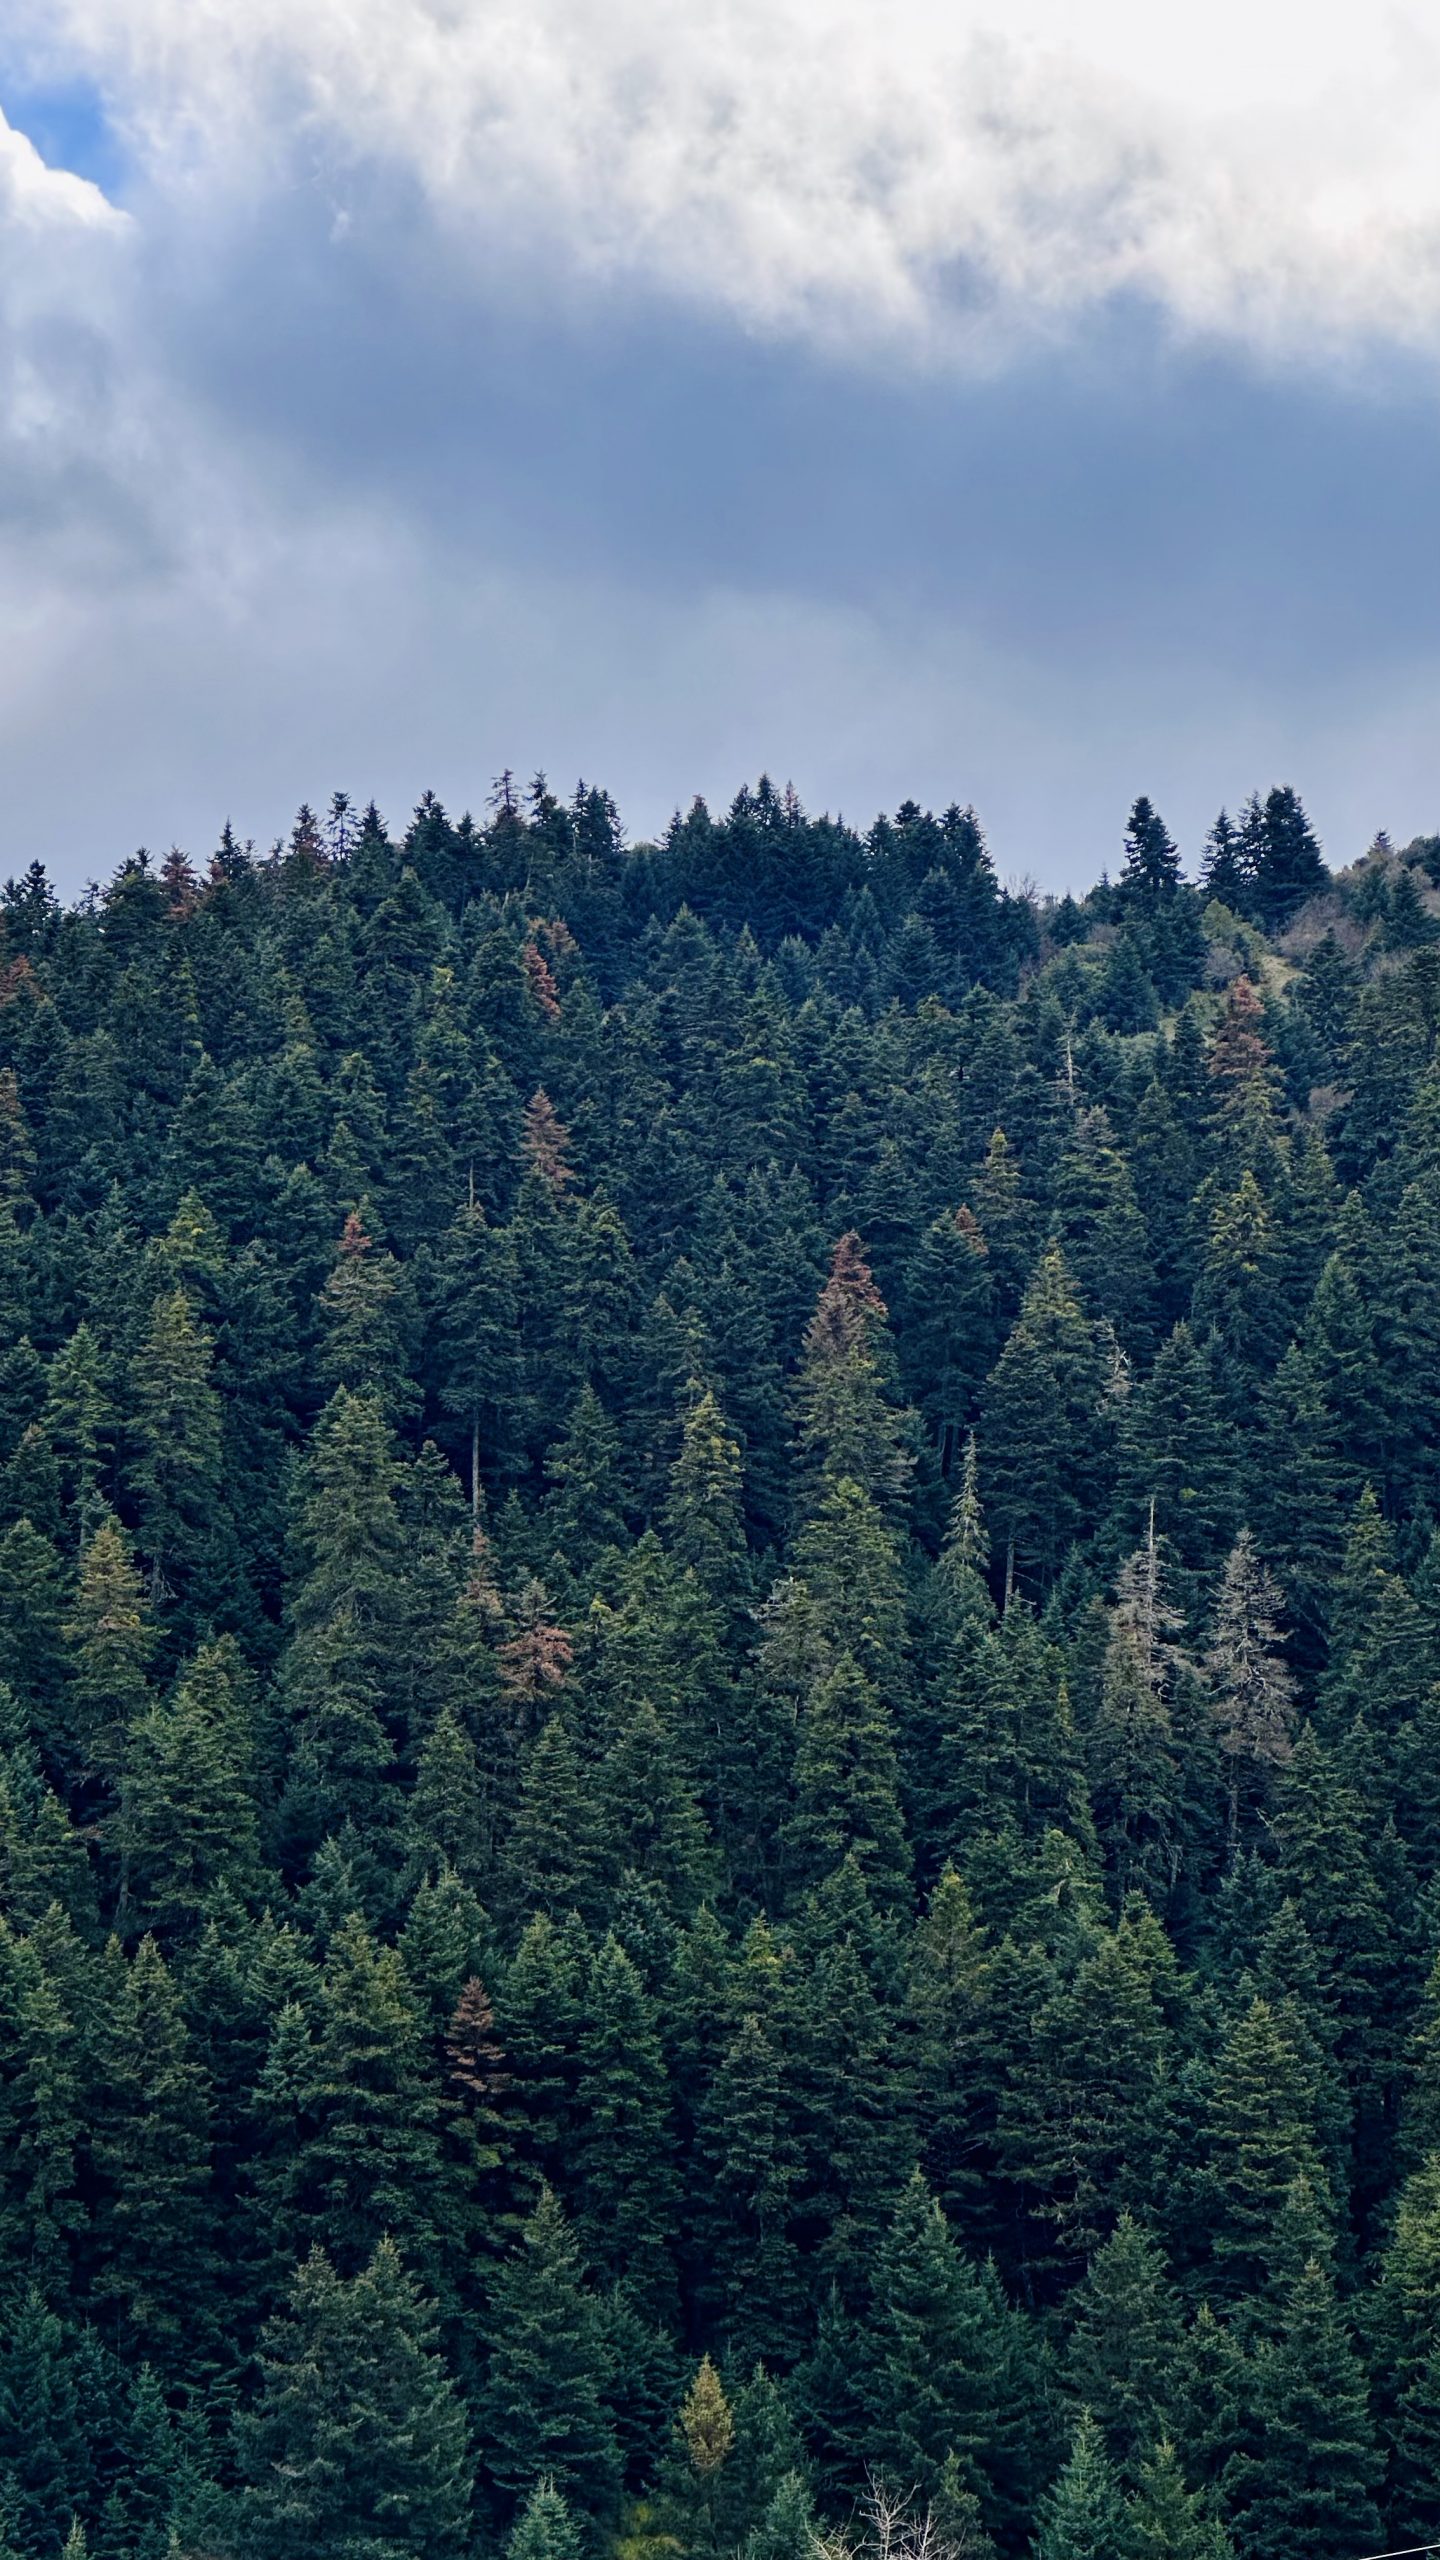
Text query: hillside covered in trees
0 774 1439 2558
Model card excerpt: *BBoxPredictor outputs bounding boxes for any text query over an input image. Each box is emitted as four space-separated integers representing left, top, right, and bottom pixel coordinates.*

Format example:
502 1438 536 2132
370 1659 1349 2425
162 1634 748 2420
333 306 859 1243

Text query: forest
0 771 1436 2558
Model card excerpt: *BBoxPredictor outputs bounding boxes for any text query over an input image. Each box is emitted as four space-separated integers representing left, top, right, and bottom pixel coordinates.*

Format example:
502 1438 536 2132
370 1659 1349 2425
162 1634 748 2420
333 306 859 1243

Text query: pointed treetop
807 1231 888 1361
1122 796 1182 897
524 941 562 1021
680 2355 735 2477
940 1431 990 1580
524 1091 575 1194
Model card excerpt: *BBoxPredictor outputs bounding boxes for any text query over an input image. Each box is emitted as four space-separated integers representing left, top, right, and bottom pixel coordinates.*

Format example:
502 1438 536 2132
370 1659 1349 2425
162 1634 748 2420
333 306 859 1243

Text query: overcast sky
3 1 1440 892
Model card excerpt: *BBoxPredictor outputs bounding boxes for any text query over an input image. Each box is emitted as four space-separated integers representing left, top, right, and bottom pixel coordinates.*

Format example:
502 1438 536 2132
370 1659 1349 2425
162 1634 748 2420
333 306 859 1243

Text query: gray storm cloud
3 3 1440 887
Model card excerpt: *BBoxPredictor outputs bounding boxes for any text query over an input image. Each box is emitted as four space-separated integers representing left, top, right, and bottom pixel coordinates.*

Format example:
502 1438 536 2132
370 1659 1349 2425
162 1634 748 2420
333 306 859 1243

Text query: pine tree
234 2238 472 2559
981 1244 1110 1588
1204 1534 1297 1846
481 2188 622 2532
1064 2215 1185 2474
1127 2441 1232 2560
122 1636 261 1941
574 1934 680 2314
1031 2411 1129 2560
1370 2154 1440 2542
1223 2251 1381 2560
85 1935 216 2365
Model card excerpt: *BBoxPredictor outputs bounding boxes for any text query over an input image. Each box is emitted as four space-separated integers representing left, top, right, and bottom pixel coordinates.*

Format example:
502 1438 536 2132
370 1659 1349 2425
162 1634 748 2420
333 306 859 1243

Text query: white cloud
11 0 1440 363
3 2 1440 893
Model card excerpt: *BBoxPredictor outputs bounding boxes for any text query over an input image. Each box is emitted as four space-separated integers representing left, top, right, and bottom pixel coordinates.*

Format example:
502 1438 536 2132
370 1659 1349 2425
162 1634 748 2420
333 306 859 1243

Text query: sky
3 4 1440 892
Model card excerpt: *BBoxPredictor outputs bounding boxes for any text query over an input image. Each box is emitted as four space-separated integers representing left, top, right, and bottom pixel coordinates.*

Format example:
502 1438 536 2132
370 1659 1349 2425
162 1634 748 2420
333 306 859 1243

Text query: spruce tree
651 2357 737 2560
280 1388 403 1848
664 1386 749 1596
62 1509 152 1804
121 1636 261 1941
1198 1996 1329 2298
980 1244 1110 1588
1223 2251 1381 2560
784 1653 910 1912
1204 1534 1297 1846
792 1234 913 1515
481 2188 622 2533
508 2478 583 2560
1064 2215 1185 2475
1031 2411 1129 2560
1370 2153 1440 2542
85 1936 215 2366
574 1934 680 2315
127 1286 224 1607
274 1912 447 2279
854 2171 1033 2533
1128 2441 1232 2560
234 2238 472 2559
691 2011 802 2366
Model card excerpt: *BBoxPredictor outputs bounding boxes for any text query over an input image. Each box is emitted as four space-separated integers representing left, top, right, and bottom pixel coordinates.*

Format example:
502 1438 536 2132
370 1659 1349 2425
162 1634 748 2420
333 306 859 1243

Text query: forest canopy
0 771 1436 2559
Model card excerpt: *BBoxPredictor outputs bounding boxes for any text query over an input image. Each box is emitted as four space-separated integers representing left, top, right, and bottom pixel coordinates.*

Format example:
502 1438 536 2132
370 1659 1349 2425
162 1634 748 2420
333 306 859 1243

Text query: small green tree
1031 2411 1129 2560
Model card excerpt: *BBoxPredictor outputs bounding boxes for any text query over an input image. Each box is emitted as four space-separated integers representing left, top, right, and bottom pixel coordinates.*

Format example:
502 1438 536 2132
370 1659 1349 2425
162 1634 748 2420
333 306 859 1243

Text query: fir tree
574 1934 680 2314
1031 2411 1129 2560
1128 2441 1232 2560
85 1935 216 2365
481 2189 623 2533
1204 1534 1297 1846
784 1653 910 1912
1064 2214 1185 2474
981 1244 1110 1588
234 2238 472 2559
1223 2249 1381 2560
1370 2153 1440 2543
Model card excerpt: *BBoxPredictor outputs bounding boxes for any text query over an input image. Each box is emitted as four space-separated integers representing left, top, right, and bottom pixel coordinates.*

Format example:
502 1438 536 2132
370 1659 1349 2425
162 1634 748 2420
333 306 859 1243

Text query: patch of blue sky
1 73 126 200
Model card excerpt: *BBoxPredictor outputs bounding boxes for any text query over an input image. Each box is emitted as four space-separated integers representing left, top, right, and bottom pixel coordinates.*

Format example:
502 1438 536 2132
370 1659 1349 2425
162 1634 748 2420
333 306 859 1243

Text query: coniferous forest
1 772 1440 2560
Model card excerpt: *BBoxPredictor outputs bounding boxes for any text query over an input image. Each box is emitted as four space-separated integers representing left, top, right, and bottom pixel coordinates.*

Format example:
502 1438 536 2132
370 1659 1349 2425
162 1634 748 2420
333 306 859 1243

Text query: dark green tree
233 2238 472 2559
